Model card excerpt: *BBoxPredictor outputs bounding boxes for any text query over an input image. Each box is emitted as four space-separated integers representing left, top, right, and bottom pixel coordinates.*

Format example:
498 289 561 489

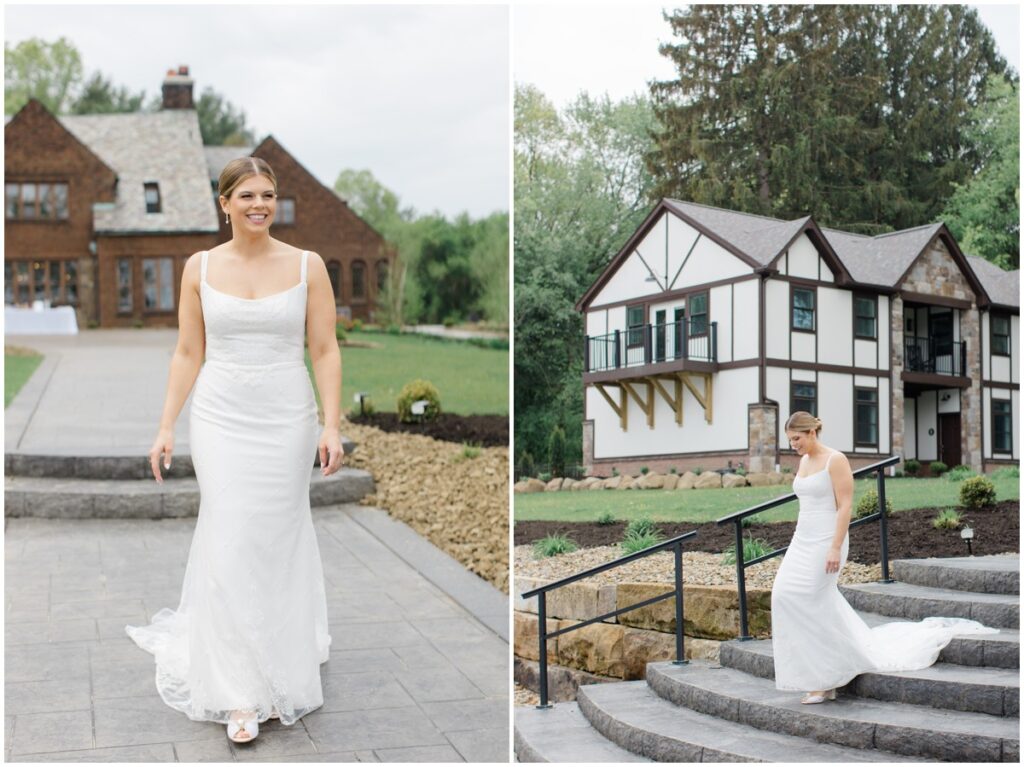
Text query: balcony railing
585 320 717 373
904 336 965 377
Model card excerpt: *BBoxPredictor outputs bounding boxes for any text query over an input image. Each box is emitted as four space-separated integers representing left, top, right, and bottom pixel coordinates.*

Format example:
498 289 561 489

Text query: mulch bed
514 501 1018 564
347 412 507 447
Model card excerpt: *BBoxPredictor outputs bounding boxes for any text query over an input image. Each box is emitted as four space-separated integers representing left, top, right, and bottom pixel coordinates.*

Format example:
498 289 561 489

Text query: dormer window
144 182 161 213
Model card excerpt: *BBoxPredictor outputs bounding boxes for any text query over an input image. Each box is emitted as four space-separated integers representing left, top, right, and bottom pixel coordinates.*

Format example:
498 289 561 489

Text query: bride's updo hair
218 156 278 199
786 411 823 435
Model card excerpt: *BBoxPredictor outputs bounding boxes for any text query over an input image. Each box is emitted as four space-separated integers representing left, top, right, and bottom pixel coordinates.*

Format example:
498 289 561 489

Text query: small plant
855 488 893 519
132 318 145 329
722 535 773 565
991 466 1019 479
453 443 481 463
669 467 678 475
352 319 363 331
945 465 976 482
538 471 552 483
625 517 659 538
932 508 963 530
386 323 401 335
640 466 649 475
694 466 703 475
929 461 948 477
397 379 441 423
532 534 577 559
893 470 904 478
903 459 921 476
596 511 616 526
517 451 536 481
740 513 761 528
612 467 619 476
735 462 747 477
549 425 567 478
621 529 665 555
959 476 997 510
780 466 793 474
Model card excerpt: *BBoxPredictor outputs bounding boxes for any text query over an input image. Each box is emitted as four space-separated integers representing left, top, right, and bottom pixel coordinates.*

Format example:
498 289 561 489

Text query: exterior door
938 413 961 468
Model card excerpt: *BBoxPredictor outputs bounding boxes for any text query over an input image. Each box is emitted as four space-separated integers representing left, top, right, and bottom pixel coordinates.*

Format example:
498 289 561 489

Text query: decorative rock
522 580 617 624
602 475 622 490
677 471 698 489
513 480 530 493
768 472 789 485
662 474 679 490
617 476 634 490
745 472 772 487
588 480 605 491
622 628 677 680
694 472 723 489
556 619 625 678
513 611 559 662
523 478 547 493
638 473 665 490
562 478 578 491
615 583 772 640
722 473 748 488
545 478 563 491
514 657 617 702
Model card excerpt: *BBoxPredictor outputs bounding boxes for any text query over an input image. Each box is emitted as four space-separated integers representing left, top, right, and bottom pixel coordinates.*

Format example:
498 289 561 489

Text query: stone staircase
516 555 1019 762
4 445 375 519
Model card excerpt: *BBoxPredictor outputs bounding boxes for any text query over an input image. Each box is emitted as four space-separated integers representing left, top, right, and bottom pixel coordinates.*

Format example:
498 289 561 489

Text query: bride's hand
149 428 174 484
318 429 345 476
825 546 841 574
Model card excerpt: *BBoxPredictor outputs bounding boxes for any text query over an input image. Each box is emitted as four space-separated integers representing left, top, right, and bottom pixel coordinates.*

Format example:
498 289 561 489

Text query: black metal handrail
715 455 901 640
904 336 965 377
585 320 717 373
520 529 698 708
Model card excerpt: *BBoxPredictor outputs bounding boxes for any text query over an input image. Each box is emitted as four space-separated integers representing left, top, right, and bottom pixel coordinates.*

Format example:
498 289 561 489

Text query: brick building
5 66 393 327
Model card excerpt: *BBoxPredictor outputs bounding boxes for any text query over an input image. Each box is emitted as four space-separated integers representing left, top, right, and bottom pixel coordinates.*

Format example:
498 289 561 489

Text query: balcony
902 335 970 388
584 320 718 382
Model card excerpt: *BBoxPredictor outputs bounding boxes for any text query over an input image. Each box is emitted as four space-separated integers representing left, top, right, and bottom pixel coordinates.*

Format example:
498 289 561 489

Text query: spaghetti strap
300 251 308 283
825 450 836 469
200 250 208 282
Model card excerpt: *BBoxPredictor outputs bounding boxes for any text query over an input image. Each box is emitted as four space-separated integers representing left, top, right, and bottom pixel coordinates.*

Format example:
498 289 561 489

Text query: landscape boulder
677 471 698 489
722 473 748 488
694 472 723 489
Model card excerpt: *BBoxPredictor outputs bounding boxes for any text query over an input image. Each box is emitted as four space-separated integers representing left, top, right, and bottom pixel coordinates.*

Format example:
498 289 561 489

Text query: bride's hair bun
785 411 822 435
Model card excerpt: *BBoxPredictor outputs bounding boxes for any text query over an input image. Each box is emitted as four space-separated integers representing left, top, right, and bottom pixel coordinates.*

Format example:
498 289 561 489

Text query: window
992 399 1012 453
3 259 78 306
117 259 133 313
854 295 877 339
5 182 69 220
3 263 12 304
855 388 879 447
376 259 389 293
689 292 708 335
326 260 341 303
626 304 644 347
277 198 295 225
351 260 366 300
144 183 161 214
142 257 174 311
791 381 816 416
991 314 1010 356
792 287 815 331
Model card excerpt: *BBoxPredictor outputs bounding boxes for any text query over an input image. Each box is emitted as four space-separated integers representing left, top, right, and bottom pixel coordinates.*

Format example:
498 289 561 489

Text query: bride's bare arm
305 252 344 474
149 253 205 482
826 451 854 572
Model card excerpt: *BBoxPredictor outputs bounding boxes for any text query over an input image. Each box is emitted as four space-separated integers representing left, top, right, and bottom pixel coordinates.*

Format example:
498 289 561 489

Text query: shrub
596 511 616 526
735 463 747 476
517 451 535 480
932 508 963 530
903 459 920 476
352 318 363 331
548 425 566 478
780 466 793 474
959 476 997 510
532 534 577 559
721 535 773 565
694 466 703 475
640 466 649 475
386 323 401 335
453 443 481 463
669 467 678 475
621 529 665 556
625 517 659 538
929 461 948 477
945 465 976 482
538 471 552 483
612 467 619 476
991 466 1019 479
855 488 893 519
397 379 441 423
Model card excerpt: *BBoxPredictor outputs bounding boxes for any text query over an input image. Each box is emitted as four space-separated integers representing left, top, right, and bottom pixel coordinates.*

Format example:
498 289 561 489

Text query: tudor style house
578 200 1019 476
5 66 393 327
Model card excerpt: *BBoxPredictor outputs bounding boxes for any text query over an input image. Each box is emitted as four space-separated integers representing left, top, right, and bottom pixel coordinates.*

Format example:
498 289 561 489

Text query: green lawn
5 347 43 407
307 330 508 415
514 475 1020 524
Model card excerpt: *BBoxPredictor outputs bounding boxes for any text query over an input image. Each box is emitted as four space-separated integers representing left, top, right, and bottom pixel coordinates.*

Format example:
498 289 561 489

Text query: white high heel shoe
800 689 837 705
227 711 259 743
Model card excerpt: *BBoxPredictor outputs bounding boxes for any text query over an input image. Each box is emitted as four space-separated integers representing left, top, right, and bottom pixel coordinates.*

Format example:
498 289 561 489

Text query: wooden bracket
651 376 684 425
622 380 654 428
679 372 713 424
595 383 628 430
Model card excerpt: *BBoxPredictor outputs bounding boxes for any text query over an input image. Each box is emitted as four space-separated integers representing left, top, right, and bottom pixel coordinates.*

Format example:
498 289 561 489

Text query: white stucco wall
818 371 853 451
916 391 938 461
666 214 697 289
588 367 758 458
765 280 789 359
733 280 760 360
786 235 822 281
792 331 816 363
878 295 890 366
904 403 917 459
819 287 852 367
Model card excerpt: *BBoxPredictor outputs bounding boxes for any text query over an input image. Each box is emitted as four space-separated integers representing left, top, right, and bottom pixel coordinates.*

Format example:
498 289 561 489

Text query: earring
224 212 229 223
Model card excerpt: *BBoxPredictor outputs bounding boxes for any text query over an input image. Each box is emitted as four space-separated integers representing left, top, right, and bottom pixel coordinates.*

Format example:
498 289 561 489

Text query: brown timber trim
773 273 846 290
983 380 1020 390
765 358 888 377
583 358 718 385
586 273 758 313
901 370 972 388
766 217 854 285
759 274 767 402
900 290 973 310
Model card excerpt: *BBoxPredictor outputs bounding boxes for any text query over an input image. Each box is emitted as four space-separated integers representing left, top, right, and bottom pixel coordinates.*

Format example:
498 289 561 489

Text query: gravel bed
514 545 883 588
515 684 540 707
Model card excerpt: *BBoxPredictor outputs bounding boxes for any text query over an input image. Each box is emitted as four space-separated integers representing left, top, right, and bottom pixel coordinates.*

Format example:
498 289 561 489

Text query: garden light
960 526 974 556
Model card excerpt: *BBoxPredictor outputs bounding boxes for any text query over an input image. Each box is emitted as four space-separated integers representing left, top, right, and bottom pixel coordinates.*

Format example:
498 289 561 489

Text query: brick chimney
161 65 194 110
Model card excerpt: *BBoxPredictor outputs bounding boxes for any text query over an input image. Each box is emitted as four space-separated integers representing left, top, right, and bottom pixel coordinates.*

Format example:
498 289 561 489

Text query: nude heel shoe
800 689 837 704
227 711 259 743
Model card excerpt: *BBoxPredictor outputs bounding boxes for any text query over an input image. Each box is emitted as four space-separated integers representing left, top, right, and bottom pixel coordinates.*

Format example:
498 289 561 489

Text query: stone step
839 581 1019 629
577 681 916 762
4 439 357 479
4 468 375 519
514 701 650 763
720 637 1019 716
892 555 1020 595
646 661 1019 762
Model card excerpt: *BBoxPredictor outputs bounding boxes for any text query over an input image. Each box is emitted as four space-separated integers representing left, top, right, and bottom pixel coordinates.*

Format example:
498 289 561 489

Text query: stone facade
747 403 778 473
581 419 595 475
961 304 983 470
901 239 976 301
891 295 905 466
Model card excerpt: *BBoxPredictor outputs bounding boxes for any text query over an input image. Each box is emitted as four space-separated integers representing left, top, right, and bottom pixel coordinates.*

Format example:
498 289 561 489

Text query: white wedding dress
770 450 997 692
127 249 331 725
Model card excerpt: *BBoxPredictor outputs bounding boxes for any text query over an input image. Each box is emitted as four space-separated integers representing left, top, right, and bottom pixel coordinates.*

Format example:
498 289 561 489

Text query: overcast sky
4 4 510 220
515 3 1021 108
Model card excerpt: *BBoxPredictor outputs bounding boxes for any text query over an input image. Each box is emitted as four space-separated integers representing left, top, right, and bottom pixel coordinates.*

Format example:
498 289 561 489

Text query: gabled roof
204 145 255 185
966 255 1020 308
59 110 219 233
822 223 944 288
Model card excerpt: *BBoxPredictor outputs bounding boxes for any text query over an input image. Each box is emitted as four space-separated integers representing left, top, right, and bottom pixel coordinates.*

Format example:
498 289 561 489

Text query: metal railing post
584 335 590 373
734 521 751 640
644 325 652 365
536 592 552 709
613 329 621 369
682 320 689 361
672 541 687 664
711 322 718 362
876 468 894 583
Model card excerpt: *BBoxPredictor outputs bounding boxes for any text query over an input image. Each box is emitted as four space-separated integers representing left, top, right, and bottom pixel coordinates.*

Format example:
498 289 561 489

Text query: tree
942 74 1020 269
196 87 256 146
5 37 83 115
70 71 146 114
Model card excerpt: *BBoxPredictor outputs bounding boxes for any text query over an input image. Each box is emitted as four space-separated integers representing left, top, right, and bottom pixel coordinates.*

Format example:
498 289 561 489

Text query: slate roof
59 110 219 233
204 145 255 187
966 255 1020 307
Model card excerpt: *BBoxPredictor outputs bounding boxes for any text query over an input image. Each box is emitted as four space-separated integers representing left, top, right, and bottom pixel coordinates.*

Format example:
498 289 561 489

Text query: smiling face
221 174 276 230
786 428 818 456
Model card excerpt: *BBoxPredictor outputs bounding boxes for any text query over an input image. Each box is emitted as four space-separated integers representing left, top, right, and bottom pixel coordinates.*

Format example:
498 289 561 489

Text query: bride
770 411 997 704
